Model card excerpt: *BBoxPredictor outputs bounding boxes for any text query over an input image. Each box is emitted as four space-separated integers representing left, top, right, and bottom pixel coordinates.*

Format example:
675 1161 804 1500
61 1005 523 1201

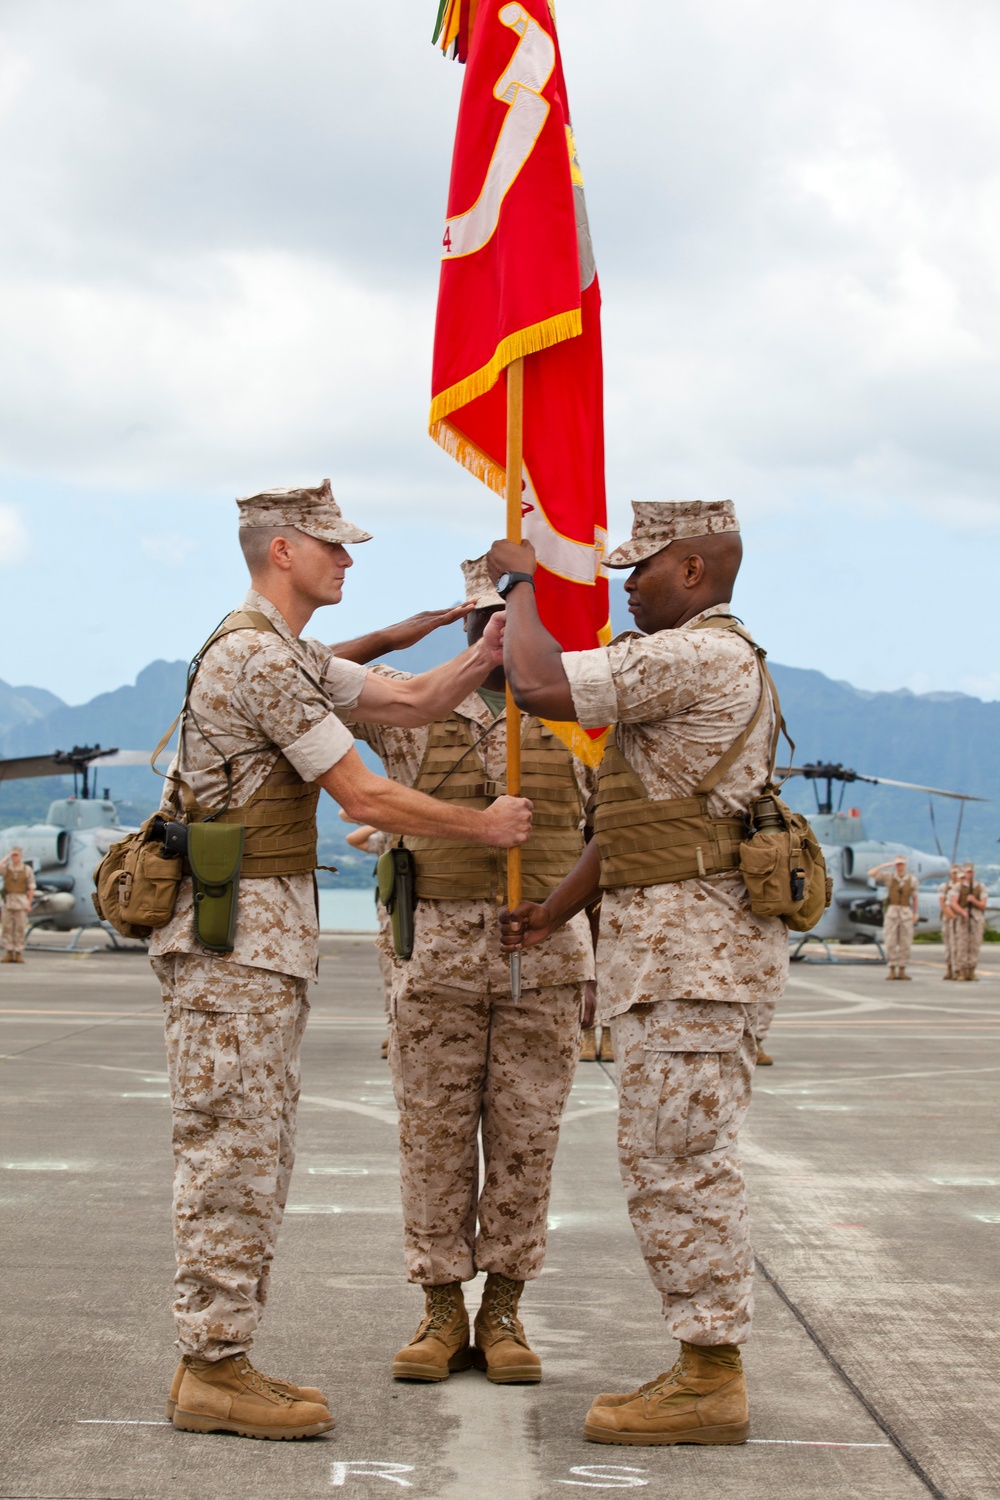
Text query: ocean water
318 886 379 932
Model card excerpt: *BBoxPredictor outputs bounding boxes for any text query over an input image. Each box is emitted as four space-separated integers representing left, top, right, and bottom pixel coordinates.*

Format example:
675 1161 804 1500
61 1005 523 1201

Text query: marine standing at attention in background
352 556 596 1386
948 864 988 981
0 846 35 963
869 855 919 980
490 499 788 1447
150 482 531 1442
940 865 960 980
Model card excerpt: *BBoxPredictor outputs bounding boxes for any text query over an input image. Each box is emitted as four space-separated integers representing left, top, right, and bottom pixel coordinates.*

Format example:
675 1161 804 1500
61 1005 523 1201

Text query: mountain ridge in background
1 600 996 874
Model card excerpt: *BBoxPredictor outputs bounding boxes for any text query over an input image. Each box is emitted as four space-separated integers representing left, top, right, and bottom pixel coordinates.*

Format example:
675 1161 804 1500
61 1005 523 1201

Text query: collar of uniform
454 690 503 732
242 588 297 643
681 603 734 630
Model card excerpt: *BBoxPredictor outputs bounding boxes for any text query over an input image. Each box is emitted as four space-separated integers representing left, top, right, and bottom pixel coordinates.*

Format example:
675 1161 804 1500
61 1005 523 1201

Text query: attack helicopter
779 761 991 958
0 745 150 947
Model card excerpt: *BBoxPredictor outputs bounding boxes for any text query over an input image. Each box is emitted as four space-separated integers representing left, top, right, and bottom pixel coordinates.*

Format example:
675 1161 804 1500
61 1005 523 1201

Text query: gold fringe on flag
429 309 582 430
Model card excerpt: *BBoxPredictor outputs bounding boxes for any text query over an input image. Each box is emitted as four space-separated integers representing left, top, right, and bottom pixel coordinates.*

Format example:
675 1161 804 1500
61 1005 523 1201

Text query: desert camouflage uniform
361 828 397 1011
1 858 35 956
563 605 788 1345
940 881 955 974
953 879 987 974
357 678 595 1285
150 588 367 1360
877 871 918 968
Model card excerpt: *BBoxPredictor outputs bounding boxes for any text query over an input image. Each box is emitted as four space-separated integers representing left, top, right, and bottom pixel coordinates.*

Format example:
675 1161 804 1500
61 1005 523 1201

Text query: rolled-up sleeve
562 647 617 729
283 713 356 780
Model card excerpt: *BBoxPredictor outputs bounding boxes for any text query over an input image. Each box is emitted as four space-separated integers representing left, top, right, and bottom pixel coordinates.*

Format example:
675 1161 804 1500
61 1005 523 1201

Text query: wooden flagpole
505 357 524 1002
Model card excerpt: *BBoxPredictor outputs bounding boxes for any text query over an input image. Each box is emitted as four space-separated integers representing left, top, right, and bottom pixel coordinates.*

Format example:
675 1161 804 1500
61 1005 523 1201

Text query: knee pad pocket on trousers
167 1007 282 1119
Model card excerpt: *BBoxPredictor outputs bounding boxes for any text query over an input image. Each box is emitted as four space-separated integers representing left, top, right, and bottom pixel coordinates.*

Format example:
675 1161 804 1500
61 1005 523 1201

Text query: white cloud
140 532 198 568
0 503 28 566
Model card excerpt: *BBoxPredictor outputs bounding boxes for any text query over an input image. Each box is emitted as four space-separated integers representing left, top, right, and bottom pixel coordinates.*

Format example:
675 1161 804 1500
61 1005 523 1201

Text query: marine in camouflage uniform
150 482 531 1440
869 857 919 979
491 500 788 1446
1 847 35 962
948 865 988 980
940 868 959 979
354 557 595 1384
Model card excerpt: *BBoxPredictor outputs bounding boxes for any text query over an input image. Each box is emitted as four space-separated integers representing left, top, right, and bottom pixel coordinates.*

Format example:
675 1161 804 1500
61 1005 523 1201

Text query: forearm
503 584 576 719
400 642 494 725
538 839 603 932
329 628 396 665
321 754 500 842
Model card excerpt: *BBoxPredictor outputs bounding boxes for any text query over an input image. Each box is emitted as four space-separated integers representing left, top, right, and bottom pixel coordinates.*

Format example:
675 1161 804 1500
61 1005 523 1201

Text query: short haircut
238 526 301 574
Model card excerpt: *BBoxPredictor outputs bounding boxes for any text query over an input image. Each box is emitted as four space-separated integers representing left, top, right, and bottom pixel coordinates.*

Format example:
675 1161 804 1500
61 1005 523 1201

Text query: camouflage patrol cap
461 554 504 609
605 500 739 569
236 478 372 545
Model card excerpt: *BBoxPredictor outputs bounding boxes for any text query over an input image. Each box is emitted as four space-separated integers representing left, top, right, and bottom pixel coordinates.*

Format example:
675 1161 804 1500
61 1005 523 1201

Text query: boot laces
235 1356 293 1405
484 1279 527 1342
419 1284 460 1338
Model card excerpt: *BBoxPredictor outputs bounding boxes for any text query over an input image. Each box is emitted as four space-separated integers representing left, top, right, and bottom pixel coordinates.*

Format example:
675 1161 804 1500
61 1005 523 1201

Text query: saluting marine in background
354 556 596 1386
150 482 531 1442
0 846 35 963
491 499 788 1447
869 855 919 980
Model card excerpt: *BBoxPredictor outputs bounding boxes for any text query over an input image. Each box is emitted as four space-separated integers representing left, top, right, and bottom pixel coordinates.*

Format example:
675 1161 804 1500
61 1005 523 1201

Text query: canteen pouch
739 793 831 931
92 815 184 940
187 822 245 954
377 842 415 960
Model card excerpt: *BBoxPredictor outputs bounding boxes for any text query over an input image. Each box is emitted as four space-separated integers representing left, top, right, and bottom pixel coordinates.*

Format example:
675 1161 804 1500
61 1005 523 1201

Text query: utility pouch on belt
377 842 415 960
739 791 831 931
187 822 245 954
92 815 185 940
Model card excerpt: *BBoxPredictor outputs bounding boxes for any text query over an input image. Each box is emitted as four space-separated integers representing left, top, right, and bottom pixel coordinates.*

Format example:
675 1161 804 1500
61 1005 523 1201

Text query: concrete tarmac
2 936 998 1500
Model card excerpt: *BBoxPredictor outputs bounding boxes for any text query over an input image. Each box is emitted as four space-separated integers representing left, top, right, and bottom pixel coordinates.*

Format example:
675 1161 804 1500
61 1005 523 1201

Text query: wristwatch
495 570 535 599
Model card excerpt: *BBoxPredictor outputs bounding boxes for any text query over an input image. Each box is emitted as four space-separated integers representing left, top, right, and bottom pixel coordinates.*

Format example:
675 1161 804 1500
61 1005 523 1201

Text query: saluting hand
384 604 474 650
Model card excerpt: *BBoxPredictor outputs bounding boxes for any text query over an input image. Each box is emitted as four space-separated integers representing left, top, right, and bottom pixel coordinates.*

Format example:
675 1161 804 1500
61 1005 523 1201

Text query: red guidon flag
430 0 609 764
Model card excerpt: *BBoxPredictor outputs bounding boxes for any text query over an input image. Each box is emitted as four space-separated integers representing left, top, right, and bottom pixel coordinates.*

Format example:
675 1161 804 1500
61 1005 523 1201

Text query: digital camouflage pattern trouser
883 907 914 967
389 980 582 1286
151 953 309 1361
952 913 985 974
612 998 758 1346
1 904 29 954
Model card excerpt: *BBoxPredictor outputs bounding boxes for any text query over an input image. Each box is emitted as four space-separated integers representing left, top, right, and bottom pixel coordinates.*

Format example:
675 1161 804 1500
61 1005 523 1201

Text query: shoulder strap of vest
685 615 795 795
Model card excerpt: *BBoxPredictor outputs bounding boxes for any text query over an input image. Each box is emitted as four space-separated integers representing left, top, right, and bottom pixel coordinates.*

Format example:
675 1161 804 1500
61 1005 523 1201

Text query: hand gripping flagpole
505 356 524 1003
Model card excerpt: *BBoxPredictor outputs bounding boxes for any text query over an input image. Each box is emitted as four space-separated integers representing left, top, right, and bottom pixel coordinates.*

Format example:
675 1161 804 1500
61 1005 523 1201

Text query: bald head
624 529 744 634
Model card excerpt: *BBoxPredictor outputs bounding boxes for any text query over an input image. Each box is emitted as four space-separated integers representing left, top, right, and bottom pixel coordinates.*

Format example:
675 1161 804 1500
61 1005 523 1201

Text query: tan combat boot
579 1027 598 1062
886 966 897 980
1 952 14 963
584 1342 749 1445
598 1028 615 1062
165 1357 328 1420
591 1361 681 1407
473 1273 541 1383
392 1282 472 1381
755 1043 773 1066
897 968 911 980
171 1353 335 1440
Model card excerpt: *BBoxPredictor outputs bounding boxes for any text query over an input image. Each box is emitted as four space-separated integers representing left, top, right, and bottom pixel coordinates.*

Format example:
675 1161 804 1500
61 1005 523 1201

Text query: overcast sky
0 0 998 706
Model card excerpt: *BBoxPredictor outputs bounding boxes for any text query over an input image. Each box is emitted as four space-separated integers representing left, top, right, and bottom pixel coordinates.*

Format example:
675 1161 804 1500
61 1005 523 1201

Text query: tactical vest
3 867 29 897
161 608 322 880
593 616 774 892
887 874 915 906
187 756 320 877
404 715 584 903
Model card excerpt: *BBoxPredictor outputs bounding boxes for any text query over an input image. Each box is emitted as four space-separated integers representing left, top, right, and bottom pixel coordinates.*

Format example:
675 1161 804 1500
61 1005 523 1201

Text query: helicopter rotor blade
776 766 988 802
852 774 988 802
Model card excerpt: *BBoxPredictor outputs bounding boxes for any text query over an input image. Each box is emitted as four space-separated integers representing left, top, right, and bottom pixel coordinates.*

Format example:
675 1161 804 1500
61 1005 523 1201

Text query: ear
269 534 296 573
684 552 706 588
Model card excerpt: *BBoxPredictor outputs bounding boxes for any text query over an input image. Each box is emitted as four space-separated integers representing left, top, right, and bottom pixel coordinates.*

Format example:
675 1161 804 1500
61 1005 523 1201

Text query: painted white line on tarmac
78 1419 172 1426
748 1439 891 1448
301 1094 398 1125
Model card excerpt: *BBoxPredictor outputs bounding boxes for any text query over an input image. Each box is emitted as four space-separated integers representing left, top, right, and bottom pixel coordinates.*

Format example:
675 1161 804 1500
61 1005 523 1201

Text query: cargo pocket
167 1007 279 1119
643 1003 750 1160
